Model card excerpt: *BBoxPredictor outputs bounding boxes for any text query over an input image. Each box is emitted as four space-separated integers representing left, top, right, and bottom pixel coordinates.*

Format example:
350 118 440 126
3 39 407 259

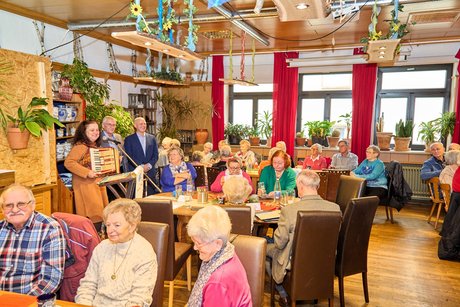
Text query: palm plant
431 112 456 142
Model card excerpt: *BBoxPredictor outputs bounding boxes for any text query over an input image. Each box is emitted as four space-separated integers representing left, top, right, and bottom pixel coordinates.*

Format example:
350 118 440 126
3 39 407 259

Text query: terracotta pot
296 137 306 147
59 77 73 101
249 136 260 146
195 129 208 144
307 138 313 147
7 128 30 149
394 137 411 151
327 136 340 148
376 132 393 151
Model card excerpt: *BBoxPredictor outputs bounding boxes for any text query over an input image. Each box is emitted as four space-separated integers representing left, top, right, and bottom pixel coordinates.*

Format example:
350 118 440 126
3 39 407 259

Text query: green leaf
25 121 42 137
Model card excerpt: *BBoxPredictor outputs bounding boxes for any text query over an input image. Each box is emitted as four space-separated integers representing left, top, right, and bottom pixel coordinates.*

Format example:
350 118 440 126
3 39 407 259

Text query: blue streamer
390 0 399 39
187 0 196 51
158 0 163 39
208 0 230 8
146 49 152 75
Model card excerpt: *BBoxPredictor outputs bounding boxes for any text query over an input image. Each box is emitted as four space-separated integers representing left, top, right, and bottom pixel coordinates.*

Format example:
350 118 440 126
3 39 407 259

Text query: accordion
90 147 120 175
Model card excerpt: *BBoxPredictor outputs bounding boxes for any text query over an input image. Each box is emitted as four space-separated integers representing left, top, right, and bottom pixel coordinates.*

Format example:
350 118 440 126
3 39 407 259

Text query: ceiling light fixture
144 42 151 46
286 55 368 67
296 3 309 10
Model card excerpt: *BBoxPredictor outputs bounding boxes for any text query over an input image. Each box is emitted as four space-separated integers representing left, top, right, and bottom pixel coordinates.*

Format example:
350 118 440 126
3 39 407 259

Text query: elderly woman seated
160 147 197 192
191 150 205 166
75 199 157 306
235 139 257 168
440 150 460 186
210 157 254 193
222 176 253 204
212 145 233 171
186 205 252 306
302 143 327 170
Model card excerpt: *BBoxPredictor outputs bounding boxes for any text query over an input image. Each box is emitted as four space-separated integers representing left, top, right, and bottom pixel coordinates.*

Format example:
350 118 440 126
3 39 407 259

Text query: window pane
232 99 253 126
413 97 444 144
300 99 325 135
330 98 352 139
302 74 352 91
382 70 447 90
257 99 273 120
379 98 407 141
233 83 273 93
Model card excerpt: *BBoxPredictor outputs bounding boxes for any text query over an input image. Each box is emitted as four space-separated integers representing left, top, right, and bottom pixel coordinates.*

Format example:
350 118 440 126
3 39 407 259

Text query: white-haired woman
302 143 327 170
160 147 197 192
235 139 257 168
222 176 253 204
157 137 173 168
201 142 214 164
440 150 460 186
76 199 157 307
187 206 251 306
210 157 254 193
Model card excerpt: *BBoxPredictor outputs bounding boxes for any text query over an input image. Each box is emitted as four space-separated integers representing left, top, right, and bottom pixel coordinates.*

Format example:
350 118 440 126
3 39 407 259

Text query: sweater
259 166 297 193
75 233 157 307
353 159 387 189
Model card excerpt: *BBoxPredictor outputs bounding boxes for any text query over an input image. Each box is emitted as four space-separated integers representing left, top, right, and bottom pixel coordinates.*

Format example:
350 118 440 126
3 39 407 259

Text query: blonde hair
103 198 142 227
222 176 252 204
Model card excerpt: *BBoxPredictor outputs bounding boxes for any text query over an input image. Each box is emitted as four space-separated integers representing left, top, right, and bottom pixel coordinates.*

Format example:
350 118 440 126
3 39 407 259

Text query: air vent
200 30 239 40
408 10 460 25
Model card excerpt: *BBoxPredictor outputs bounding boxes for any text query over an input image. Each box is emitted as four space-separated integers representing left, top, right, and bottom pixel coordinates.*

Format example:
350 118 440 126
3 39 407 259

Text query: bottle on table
274 178 281 203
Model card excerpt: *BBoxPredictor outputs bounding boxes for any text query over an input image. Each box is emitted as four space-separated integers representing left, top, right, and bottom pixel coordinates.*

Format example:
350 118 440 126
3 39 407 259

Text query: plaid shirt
0 211 66 296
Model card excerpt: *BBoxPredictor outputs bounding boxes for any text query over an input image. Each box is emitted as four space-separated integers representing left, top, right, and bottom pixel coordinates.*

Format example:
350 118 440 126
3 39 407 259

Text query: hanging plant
183 0 200 51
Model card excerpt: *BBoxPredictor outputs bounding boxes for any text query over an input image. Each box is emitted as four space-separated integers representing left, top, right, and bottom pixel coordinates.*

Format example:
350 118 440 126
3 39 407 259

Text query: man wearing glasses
421 142 445 181
0 184 66 296
329 139 358 170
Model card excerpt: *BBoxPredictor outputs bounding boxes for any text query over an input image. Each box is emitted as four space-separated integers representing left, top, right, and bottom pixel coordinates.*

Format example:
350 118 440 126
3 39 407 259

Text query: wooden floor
166 203 460 306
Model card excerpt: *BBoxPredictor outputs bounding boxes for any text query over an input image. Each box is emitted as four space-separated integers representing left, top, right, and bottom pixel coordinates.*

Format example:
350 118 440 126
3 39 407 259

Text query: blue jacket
354 159 387 189
160 163 197 192
420 156 444 181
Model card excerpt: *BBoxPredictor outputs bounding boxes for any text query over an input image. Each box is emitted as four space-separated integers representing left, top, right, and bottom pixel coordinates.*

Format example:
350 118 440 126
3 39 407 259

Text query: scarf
169 161 188 176
187 242 235 307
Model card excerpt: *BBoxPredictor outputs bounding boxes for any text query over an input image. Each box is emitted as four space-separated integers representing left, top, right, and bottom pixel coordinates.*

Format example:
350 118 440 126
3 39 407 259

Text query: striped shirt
0 212 66 296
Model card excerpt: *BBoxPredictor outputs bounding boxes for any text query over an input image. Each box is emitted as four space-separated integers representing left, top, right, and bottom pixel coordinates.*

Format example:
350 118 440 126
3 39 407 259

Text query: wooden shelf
134 77 185 86
56 136 74 140
366 39 400 63
112 31 204 62
60 120 79 124
218 78 259 86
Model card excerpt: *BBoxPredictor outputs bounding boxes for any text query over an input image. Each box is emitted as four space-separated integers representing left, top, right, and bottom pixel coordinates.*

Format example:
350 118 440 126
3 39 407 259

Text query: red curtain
211 55 225 148
451 49 460 143
351 52 378 162
272 52 299 157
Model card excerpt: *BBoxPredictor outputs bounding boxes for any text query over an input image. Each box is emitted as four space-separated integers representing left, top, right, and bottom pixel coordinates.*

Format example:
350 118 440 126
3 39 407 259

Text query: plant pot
307 138 313 147
195 129 208 145
296 137 306 147
327 136 340 148
312 136 327 147
228 135 241 145
266 136 272 147
394 137 411 151
424 142 433 153
59 77 73 101
7 128 30 149
249 136 260 146
376 132 393 151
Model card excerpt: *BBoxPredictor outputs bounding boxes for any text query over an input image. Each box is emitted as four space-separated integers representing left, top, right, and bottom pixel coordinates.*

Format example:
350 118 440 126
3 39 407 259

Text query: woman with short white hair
302 143 327 170
235 139 257 168
186 206 251 306
440 150 460 186
201 142 214 164
222 176 253 204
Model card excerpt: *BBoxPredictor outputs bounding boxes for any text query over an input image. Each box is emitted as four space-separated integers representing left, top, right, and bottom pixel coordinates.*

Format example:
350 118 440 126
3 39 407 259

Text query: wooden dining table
0 290 90 307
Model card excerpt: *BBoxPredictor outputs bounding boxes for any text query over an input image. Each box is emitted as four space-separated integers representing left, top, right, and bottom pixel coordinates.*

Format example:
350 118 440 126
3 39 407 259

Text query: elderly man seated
421 142 445 181
0 184 66 296
222 176 253 204
266 170 341 305
329 139 358 170
210 157 254 193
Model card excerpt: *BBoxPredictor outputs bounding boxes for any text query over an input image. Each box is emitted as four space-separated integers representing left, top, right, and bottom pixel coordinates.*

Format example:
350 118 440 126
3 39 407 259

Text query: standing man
101 116 124 170
124 117 159 195
0 184 66 296
421 142 445 181
330 139 359 170
266 170 340 304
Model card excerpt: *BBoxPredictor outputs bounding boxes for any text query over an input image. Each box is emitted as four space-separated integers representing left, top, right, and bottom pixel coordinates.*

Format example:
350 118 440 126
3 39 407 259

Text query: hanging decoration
131 50 138 77
184 0 199 51
33 21 46 56
106 42 121 74
219 31 258 86
72 32 84 62
207 0 231 8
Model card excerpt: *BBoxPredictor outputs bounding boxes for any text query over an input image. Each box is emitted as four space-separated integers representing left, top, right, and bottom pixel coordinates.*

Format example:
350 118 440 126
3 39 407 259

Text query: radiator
401 164 430 200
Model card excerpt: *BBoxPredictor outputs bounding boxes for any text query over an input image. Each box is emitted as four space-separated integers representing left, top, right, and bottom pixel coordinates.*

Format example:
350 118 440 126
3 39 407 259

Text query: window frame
375 64 453 150
228 85 273 126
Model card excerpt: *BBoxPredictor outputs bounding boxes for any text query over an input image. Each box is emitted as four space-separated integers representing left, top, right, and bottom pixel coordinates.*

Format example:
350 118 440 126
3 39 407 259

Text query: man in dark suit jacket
123 117 159 195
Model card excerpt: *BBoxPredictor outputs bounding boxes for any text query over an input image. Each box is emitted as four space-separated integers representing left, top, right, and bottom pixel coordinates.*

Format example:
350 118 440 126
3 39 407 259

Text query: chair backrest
231 234 267 307
194 165 206 188
222 206 252 235
135 198 175 280
137 222 169 307
288 210 342 301
427 177 443 203
335 175 366 213
316 171 329 200
325 169 350 202
440 183 451 211
206 167 222 189
335 196 379 278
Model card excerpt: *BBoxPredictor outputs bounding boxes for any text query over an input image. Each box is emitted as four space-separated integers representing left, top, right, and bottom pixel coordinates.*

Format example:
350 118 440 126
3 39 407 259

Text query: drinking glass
257 182 266 197
175 185 183 198
287 189 295 204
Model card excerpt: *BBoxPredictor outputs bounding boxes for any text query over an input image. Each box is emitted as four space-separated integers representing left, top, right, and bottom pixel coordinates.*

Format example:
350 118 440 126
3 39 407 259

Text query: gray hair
222 176 252 204
311 143 323 153
204 142 213 150
168 146 185 160
444 150 460 165
220 145 232 157
0 183 35 205
103 198 142 228
448 143 460 151
187 205 231 245
296 170 320 190
191 150 204 162
171 139 181 148
134 117 146 124
430 142 444 150
367 145 381 157
102 115 116 124
226 157 243 168
162 137 172 146
268 147 280 160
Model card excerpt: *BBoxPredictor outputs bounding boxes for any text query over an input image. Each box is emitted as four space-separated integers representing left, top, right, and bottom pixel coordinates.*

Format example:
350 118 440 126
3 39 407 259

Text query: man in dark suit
123 117 159 195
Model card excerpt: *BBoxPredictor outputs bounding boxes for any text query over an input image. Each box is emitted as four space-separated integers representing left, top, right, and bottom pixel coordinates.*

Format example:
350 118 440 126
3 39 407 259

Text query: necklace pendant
111 274 116 280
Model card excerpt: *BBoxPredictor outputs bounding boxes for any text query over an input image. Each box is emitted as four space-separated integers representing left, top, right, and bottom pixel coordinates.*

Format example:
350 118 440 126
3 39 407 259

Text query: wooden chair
137 222 169 307
270 210 342 307
324 169 350 202
335 196 380 307
193 165 206 188
440 183 451 212
335 175 366 214
222 205 252 235
316 171 329 200
135 198 193 307
231 234 267 307
206 166 221 189
426 177 445 229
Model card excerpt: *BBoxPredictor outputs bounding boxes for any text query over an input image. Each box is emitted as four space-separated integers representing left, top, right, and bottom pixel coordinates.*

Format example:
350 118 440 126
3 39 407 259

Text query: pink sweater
210 171 255 194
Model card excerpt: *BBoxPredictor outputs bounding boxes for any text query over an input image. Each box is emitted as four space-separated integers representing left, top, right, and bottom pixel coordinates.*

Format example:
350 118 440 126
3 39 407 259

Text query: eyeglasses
2 200 32 211
193 240 212 249
228 166 240 171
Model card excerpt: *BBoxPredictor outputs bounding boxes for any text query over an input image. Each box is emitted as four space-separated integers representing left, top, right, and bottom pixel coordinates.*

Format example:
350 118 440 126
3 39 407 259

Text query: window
297 73 352 139
375 65 452 149
229 84 273 138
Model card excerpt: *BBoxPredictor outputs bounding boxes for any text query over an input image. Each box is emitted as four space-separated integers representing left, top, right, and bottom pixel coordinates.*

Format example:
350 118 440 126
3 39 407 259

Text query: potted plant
431 112 456 144
338 112 352 140
375 113 392 151
418 121 438 153
327 129 341 148
394 119 414 151
0 97 64 149
224 123 245 145
248 125 260 146
256 111 272 146
305 120 333 147
295 130 306 147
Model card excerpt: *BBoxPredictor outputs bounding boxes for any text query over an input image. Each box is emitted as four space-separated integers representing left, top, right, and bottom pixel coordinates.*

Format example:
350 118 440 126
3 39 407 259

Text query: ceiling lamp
286 55 368 67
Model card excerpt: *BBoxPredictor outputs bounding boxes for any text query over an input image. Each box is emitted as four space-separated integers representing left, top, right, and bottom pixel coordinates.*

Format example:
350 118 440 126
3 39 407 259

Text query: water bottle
186 175 194 197
274 179 281 202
